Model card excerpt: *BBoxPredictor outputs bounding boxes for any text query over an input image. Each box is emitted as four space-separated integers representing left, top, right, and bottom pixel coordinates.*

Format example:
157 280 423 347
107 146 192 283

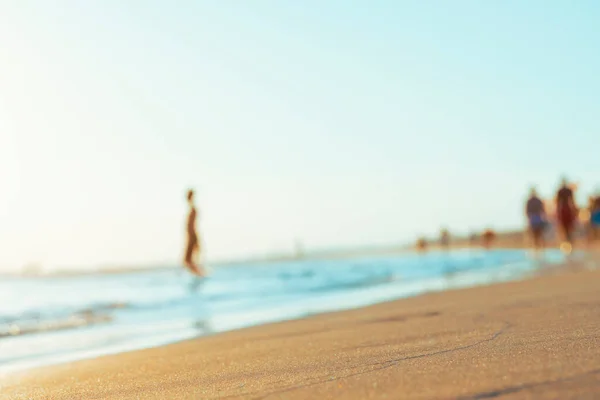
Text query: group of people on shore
416 178 600 253
526 178 600 250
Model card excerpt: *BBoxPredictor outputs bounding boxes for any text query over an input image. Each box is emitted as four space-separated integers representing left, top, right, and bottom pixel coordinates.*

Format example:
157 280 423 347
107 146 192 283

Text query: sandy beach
3 1 599 398
1 258 599 399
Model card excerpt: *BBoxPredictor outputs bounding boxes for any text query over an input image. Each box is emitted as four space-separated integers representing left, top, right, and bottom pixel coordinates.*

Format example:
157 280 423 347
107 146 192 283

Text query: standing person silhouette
555 178 577 245
525 187 547 249
184 189 206 276
440 228 450 250
590 193 600 243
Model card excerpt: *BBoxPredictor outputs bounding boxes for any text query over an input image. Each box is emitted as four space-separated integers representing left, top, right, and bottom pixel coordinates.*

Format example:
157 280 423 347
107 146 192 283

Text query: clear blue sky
0 1 598 270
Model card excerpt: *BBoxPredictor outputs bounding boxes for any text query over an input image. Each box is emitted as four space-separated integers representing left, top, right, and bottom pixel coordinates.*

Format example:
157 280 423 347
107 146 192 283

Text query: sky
0 1 599 271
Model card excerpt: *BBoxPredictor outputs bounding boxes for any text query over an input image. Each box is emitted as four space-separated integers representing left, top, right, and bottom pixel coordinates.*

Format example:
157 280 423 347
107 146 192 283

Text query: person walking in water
184 189 206 276
525 187 546 249
555 178 577 245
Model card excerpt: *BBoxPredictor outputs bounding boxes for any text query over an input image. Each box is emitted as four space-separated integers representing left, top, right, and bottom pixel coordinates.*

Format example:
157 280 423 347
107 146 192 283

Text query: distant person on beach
469 232 478 247
440 229 450 250
184 189 206 276
590 194 600 242
416 237 428 252
482 229 496 249
525 188 547 249
555 178 577 244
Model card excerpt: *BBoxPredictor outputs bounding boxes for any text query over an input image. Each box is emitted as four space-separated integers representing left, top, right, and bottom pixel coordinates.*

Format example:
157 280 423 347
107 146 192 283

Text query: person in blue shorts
590 194 600 242
525 187 547 249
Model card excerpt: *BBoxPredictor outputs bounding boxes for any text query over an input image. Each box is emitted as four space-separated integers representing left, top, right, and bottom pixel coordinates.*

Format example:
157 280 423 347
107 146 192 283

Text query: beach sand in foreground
1 262 599 399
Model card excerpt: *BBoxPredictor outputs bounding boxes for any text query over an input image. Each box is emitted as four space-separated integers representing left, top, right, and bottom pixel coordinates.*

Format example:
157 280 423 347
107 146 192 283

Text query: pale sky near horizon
0 1 599 271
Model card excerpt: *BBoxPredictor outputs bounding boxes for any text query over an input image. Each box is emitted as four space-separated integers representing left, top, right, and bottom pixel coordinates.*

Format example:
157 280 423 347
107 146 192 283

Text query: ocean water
0 249 564 373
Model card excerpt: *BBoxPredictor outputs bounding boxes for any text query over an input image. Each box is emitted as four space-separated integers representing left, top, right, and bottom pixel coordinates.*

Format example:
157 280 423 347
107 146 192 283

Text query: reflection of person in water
184 189 206 276
525 187 546 249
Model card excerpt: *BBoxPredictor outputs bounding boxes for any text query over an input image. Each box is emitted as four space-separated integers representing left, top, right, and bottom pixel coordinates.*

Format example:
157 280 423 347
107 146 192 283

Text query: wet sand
1 260 600 399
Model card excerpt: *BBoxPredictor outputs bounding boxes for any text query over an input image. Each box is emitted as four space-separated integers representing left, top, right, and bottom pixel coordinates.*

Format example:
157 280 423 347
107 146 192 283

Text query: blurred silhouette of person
469 232 478 247
525 187 546 249
184 189 206 276
590 194 600 242
416 237 428 252
555 178 577 244
440 228 450 250
482 229 496 249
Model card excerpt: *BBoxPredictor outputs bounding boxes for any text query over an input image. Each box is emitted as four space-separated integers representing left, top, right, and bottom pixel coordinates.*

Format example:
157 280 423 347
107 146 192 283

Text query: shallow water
0 249 564 373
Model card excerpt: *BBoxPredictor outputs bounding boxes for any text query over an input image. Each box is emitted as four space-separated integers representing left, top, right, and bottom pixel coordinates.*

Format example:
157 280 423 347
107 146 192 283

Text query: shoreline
2 255 599 399
6 235 597 279
0 248 568 375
